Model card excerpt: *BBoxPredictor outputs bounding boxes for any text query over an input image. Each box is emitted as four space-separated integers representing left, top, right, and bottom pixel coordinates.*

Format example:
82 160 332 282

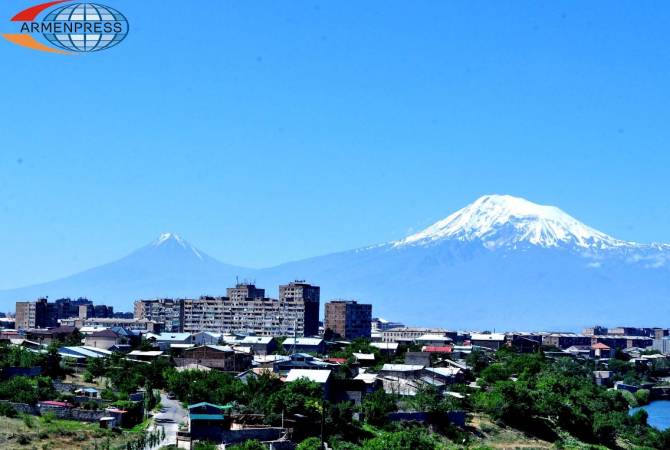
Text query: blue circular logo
40 3 128 52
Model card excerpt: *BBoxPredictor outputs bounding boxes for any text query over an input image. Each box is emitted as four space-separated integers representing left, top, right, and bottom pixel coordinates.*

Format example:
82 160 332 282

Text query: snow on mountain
153 232 204 260
1 199 670 330
394 194 634 250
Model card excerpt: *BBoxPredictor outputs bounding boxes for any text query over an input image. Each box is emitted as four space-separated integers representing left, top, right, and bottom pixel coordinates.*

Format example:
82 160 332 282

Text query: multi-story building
134 298 185 332
132 282 322 337
227 283 265 301
582 325 608 336
93 304 114 318
279 281 320 337
324 300 372 340
16 298 115 329
174 282 320 337
53 298 93 320
59 317 163 333
592 335 653 350
653 337 670 355
381 327 456 344
15 298 50 329
371 318 405 332
541 333 592 349
607 327 656 337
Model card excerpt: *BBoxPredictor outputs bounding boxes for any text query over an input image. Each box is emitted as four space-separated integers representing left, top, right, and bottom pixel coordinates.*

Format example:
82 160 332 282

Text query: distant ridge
2 196 669 330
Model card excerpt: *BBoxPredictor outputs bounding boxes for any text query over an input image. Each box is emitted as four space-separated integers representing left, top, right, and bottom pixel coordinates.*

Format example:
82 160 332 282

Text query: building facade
134 298 185 332
380 327 455 344
16 298 114 330
15 298 50 329
324 300 372 340
279 281 321 337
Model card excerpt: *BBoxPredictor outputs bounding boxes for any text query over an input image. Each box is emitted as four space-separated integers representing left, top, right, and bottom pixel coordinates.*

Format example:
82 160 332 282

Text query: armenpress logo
2 1 129 54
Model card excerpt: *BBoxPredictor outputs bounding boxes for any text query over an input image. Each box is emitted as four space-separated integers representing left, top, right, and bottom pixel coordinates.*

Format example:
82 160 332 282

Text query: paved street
148 393 188 449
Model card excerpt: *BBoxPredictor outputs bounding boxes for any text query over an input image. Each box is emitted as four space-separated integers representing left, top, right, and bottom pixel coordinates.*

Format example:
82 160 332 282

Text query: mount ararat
2 195 669 330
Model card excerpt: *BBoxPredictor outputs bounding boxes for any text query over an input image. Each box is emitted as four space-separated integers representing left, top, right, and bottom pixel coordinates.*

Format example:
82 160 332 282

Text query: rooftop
470 333 506 341
285 369 332 384
381 364 424 372
283 337 323 346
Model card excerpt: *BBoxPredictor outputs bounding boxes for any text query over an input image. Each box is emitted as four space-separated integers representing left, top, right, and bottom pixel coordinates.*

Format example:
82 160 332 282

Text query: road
148 393 188 449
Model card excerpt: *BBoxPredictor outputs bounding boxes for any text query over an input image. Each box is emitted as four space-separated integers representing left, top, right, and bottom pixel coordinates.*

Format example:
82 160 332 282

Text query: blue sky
1 1 670 289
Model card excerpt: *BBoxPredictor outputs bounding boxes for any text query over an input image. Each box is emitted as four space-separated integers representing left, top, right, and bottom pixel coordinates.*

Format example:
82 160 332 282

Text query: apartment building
15 298 115 330
227 283 265 301
279 281 321 337
176 282 320 337
134 298 185 332
324 300 372 340
15 298 50 329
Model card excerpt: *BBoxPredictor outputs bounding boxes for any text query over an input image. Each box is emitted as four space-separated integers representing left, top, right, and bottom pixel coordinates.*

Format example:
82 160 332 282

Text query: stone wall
0 400 107 422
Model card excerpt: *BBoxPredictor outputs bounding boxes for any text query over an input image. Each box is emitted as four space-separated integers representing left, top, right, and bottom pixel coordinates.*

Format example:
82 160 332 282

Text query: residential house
235 336 277 356
470 333 506 350
193 331 224 346
176 345 252 372
189 402 232 441
282 337 325 354
145 332 194 351
370 342 399 355
273 353 334 375
25 326 78 345
85 329 126 350
127 350 165 361
591 343 615 359
379 364 424 380
285 369 332 398
416 334 453 347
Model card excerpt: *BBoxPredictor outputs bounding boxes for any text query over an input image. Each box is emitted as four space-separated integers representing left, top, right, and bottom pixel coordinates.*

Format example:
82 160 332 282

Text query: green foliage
361 389 397 426
193 442 220 450
471 350 670 447
634 388 650 406
0 401 17 417
0 376 56 405
227 440 266 450
164 368 244 406
465 349 489 375
620 389 637 407
359 428 444 450
297 437 322 450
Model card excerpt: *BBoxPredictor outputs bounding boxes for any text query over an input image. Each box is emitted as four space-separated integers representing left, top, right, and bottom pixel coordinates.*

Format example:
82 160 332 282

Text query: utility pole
320 396 325 450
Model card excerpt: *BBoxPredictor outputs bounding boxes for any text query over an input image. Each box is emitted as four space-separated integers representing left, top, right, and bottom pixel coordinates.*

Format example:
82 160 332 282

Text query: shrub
227 440 266 450
16 433 31 445
621 390 638 407
22 413 35 428
297 437 322 450
0 402 17 417
635 389 651 406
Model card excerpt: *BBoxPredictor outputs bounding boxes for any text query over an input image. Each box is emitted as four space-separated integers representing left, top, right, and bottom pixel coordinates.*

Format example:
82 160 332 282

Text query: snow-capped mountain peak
394 194 633 250
154 232 186 247
152 232 204 260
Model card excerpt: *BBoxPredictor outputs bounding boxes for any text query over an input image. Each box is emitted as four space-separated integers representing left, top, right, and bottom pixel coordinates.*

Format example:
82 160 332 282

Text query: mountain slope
1 197 669 330
0 233 255 305
258 195 670 329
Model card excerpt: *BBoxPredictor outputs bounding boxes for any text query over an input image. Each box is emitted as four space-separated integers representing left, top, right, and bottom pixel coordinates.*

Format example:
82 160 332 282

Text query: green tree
361 389 397 426
297 437 322 450
227 440 266 450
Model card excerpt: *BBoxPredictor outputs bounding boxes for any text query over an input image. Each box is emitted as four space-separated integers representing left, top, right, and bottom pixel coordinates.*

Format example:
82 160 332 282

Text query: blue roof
190 414 225 421
188 402 232 410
